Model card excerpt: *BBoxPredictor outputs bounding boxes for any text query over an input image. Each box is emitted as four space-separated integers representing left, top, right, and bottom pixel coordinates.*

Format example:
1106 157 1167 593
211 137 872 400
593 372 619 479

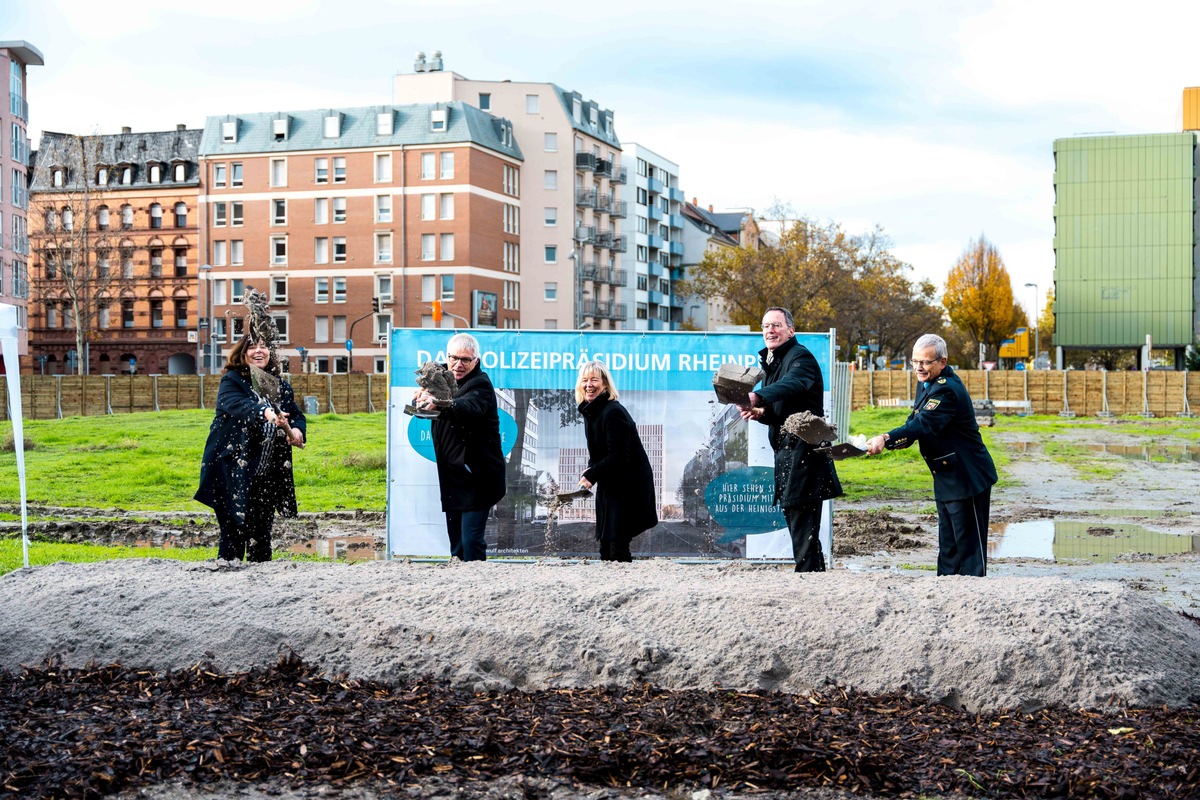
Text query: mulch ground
1 655 1198 800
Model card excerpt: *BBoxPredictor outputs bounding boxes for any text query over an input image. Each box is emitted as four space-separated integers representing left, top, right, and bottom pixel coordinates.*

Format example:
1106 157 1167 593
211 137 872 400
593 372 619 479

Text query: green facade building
1052 132 1199 366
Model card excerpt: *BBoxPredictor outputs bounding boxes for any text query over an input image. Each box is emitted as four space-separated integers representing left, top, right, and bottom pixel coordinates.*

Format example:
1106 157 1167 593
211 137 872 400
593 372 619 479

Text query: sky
7 0 1200 321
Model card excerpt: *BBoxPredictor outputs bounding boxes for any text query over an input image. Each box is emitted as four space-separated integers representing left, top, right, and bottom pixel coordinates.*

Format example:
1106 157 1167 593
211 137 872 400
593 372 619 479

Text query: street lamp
568 236 582 330
1024 282 1039 368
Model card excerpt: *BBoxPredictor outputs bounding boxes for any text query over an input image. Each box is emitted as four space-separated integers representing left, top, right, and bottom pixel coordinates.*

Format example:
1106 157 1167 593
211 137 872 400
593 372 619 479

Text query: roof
30 129 203 192
0 40 45 66
682 203 739 246
708 211 750 235
551 85 621 149
198 103 523 160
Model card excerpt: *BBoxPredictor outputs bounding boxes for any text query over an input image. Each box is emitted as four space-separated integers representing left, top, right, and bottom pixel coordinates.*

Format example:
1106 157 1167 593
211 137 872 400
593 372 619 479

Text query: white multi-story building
618 144 685 330
393 51 627 330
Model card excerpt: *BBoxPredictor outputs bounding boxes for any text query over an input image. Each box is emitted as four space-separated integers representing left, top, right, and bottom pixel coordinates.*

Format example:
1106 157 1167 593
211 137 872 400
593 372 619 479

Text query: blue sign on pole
345 339 353 351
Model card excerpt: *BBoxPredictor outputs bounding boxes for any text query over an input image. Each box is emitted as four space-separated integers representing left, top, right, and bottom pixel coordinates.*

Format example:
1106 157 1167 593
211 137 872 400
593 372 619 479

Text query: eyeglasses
762 322 790 331
447 354 476 365
911 358 943 367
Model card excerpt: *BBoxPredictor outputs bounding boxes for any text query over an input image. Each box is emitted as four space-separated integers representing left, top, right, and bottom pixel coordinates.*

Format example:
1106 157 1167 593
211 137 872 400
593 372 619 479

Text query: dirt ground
2 419 1199 800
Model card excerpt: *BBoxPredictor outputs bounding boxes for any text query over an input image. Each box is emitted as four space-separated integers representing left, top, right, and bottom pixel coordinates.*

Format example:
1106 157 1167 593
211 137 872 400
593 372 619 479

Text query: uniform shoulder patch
937 378 947 384
924 398 941 411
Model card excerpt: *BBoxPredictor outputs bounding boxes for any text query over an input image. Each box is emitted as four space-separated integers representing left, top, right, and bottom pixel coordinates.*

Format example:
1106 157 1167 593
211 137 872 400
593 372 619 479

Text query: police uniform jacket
195 369 305 523
579 392 659 542
754 336 843 507
884 365 997 502
430 363 507 513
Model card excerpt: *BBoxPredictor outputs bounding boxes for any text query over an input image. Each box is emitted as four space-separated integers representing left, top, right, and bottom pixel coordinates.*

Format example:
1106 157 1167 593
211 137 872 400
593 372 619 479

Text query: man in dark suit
866 334 997 576
740 307 843 572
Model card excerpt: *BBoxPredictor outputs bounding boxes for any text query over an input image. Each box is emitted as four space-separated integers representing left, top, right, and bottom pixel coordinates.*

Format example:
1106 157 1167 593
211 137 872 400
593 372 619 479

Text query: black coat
885 365 998 501
579 393 658 542
195 369 305 523
430 364 507 512
753 336 843 507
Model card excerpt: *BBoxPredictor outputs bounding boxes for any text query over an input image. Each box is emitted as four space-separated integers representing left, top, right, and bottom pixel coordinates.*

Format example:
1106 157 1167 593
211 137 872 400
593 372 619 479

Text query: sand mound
2 559 1198 713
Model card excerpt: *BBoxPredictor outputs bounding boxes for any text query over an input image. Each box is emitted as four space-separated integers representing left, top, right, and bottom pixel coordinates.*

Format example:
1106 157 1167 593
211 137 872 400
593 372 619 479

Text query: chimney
708 204 713 212
429 50 443 71
692 197 697 205
413 50 426 72
176 123 186 131
121 126 132 134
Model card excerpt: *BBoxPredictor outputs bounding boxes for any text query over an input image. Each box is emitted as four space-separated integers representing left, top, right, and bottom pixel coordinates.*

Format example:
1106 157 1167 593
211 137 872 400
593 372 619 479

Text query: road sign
345 339 353 351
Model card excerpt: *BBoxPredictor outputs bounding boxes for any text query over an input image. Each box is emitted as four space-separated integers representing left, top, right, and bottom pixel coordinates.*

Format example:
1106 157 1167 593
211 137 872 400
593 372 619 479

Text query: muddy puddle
1008 441 1200 462
990 519 1200 562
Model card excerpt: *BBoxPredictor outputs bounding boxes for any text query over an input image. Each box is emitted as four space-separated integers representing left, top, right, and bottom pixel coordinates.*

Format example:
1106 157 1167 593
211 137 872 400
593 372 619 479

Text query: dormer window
430 109 447 133
96 166 108 185
173 162 186 182
376 111 393 136
572 98 581 123
148 163 162 184
589 108 598 128
120 165 133 185
52 167 65 187
222 120 237 143
323 113 341 138
272 117 288 141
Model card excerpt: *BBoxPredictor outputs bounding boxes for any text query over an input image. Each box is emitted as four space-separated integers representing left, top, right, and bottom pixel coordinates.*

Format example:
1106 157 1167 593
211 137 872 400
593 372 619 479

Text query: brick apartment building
198 102 522 373
0 40 43 369
28 126 203 375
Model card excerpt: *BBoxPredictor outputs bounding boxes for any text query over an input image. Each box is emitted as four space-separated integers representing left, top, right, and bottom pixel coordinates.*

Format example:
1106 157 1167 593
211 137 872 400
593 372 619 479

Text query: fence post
1059 371 1075 418
327 373 337 414
152 375 161 412
55 376 63 420
1179 371 1194 418
367 374 376 413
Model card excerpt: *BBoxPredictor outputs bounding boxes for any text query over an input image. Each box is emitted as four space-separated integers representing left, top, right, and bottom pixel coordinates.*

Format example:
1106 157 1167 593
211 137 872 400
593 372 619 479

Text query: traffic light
371 297 380 313
431 299 443 323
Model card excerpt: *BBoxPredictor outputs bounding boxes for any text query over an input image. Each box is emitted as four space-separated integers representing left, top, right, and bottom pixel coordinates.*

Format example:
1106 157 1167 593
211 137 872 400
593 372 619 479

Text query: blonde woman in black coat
576 361 658 562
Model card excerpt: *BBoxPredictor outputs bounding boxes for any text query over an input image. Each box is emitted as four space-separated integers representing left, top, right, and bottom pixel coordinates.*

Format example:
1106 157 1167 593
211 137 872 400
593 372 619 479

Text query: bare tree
30 133 131 374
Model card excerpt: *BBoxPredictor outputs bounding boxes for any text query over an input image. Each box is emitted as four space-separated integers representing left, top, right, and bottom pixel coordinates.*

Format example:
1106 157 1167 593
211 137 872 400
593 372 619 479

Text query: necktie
766 350 775 366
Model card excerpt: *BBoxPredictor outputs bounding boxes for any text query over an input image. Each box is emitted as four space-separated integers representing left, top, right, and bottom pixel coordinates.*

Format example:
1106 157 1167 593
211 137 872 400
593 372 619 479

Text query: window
375 194 391 222
315 316 329 342
174 203 187 227
96 250 110 278
503 165 519 197
314 238 329 264
333 277 346 303
545 207 557 226
430 109 447 132
421 194 436 220
439 152 453 179
150 299 164 328
271 236 287 265
525 94 540 114
315 277 329 303
544 245 557 263
120 204 134 229
544 132 557 152
120 166 133 185
332 197 346 223
98 305 110 328
638 217 648 233
421 234 435 261
333 316 347 343
214 163 226 187
376 111 393 136
147 204 162 229
324 114 341 138
222 120 237 142
97 206 110 230
268 199 285 225
333 237 346 263
637 274 648 291
273 314 289 342
149 248 163 277
544 170 557 190
230 202 243 226
230 163 243 187
545 282 557 301
376 274 393 302
231 240 244 265
478 93 490 110
174 162 186 182
213 280 227 305
504 241 520 273
503 203 518 234
440 274 454 300
271 276 288 303
375 233 392 263
174 299 188 328
314 197 328 224
61 207 73 231
148 164 161 184
636 245 647 262
270 158 286 187
174 247 187 277
440 193 454 220
421 275 436 302
46 303 59 328
122 300 135 329
314 158 328 184
213 202 226 227
636 302 648 320
96 167 108 185
374 153 391 182
374 313 391 340
421 152 435 180
212 240 227 267
637 187 648 205
439 233 454 261
333 157 346 183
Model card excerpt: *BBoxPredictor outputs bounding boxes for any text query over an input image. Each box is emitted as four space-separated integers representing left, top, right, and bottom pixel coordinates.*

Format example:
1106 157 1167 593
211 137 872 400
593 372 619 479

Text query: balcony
611 235 627 253
647 234 664 250
594 158 614 179
575 152 597 171
646 176 664 195
581 300 629 322
575 188 597 208
668 240 684 256
667 213 684 229
611 166 628 184
647 318 666 331
574 225 597 245
667 187 685 202
647 289 665 306
595 230 614 250
577 258 600 277
594 193 612 214
610 200 627 218
647 205 663 222
582 266 628 287
647 261 664 278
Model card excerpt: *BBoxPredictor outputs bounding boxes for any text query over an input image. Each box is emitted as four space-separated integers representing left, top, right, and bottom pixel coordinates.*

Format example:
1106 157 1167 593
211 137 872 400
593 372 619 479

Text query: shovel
249 364 302 447
813 442 867 460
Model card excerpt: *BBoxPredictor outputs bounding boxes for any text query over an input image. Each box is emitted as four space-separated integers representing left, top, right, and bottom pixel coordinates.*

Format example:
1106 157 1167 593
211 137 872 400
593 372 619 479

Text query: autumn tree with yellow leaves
942 236 1023 363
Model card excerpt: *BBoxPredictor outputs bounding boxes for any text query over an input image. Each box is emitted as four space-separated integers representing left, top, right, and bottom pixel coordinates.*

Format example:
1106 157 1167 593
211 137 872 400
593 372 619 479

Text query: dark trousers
599 537 633 562
935 487 990 576
215 479 275 562
784 502 826 572
446 508 489 562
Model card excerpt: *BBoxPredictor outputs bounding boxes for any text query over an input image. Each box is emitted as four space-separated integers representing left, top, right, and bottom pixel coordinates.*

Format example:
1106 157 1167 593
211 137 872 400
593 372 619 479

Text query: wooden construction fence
0 373 390 420
3 369 1199 421
850 369 1199 417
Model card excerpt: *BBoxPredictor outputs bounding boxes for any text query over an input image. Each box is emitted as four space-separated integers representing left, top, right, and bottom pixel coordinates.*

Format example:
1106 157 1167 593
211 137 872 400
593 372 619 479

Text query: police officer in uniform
865 333 996 576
